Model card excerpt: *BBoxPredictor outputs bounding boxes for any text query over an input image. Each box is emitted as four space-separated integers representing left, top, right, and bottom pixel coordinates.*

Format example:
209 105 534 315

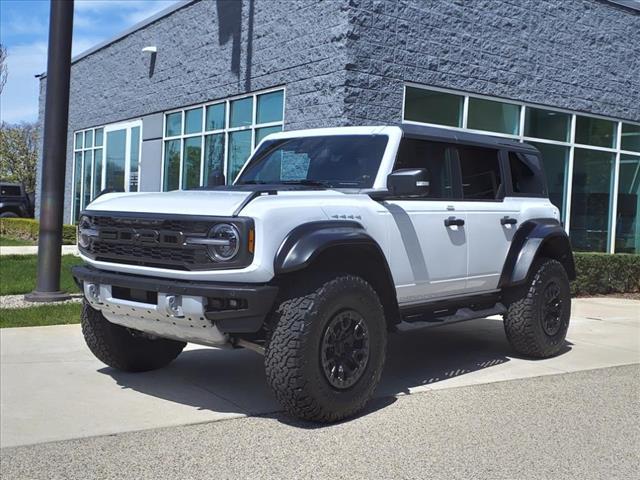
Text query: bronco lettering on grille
100 228 185 246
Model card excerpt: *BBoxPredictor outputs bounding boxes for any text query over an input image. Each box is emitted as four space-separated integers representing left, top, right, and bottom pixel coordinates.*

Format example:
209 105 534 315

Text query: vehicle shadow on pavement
99 317 572 424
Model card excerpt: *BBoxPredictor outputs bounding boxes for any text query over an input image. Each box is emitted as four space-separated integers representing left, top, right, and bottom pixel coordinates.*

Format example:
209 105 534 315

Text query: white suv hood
86 190 252 217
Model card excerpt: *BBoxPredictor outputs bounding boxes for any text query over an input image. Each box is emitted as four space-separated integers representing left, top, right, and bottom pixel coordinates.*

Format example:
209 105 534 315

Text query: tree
0 122 39 193
0 43 7 94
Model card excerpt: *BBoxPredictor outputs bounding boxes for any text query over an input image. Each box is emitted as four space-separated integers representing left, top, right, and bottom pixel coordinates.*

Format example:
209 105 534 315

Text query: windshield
235 135 389 188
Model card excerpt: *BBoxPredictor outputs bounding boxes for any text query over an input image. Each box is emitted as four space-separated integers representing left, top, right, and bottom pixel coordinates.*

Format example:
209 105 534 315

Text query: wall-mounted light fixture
142 46 157 78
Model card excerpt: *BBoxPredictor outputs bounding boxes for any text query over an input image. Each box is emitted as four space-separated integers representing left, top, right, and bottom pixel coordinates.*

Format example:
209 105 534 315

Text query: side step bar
396 303 507 332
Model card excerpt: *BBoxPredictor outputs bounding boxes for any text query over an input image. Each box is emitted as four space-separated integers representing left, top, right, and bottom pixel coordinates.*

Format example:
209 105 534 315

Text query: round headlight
207 223 240 261
78 216 92 249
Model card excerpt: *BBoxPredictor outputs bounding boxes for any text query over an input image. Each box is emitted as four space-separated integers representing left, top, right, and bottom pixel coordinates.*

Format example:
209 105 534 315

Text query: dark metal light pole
25 0 74 302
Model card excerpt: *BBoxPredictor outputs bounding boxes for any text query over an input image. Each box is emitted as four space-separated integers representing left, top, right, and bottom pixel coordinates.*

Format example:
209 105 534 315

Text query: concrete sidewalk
1 297 638 448
0 245 78 256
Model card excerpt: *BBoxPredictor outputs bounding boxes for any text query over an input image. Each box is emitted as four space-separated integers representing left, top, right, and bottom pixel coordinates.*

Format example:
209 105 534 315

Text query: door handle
444 216 465 227
500 216 518 226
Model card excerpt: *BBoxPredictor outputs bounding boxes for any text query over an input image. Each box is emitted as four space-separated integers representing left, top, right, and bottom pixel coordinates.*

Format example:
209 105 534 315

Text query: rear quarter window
508 152 547 196
1 185 22 196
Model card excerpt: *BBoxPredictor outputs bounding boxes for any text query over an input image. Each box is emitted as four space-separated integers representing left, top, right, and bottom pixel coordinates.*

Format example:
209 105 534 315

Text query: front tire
503 258 571 358
81 300 186 372
265 274 387 422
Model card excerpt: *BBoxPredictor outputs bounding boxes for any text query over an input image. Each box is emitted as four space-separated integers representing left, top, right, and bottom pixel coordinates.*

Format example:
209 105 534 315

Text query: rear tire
503 258 571 358
0 212 19 218
81 300 186 372
265 273 387 422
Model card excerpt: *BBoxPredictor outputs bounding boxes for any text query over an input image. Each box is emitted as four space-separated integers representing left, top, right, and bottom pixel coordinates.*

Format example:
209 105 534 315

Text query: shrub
0 218 76 245
572 252 640 296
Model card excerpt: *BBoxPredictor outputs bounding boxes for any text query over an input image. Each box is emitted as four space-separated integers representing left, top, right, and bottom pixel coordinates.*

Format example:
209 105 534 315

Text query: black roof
400 123 538 153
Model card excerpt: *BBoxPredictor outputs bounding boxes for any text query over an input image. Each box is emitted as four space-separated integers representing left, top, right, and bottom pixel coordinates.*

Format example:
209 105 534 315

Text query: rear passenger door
384 138 468 303
456 145 519 293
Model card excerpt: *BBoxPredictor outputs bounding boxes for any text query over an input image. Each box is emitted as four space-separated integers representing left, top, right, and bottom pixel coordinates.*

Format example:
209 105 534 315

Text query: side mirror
386 168 430 197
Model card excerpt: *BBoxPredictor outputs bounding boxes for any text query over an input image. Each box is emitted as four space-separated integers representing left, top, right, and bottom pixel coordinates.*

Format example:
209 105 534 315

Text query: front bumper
72 266 278 346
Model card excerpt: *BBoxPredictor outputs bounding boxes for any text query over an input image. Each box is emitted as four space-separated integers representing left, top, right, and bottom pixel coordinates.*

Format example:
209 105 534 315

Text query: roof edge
600 0 640 13
38 0 197 78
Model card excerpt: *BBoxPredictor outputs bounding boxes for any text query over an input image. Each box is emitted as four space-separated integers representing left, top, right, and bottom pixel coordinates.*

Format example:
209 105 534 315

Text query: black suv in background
0 182 35 218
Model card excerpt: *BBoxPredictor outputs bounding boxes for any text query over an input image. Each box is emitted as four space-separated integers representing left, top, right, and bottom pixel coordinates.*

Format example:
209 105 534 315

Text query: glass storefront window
230 97 253 128
182 137 202 189
72 123 141 222
228 130 252 182
184 108 203 135
616 155 640 254
570 148 615 252
93 149 103 200
467 98 520 135
204 134 225 186
73 152 82 220
163 140 180 191
129 126 140 192
529 142 569 220
163 89 285 189
621 123 640 152
575 116 616 148
165 112 182 137
105 130 126 191
404 87 463 127
85 130 93 148
205 103 225 131
82 150 93 209
524 107 570 142
257 90 284 124
256 125 282 144
94 128 104 147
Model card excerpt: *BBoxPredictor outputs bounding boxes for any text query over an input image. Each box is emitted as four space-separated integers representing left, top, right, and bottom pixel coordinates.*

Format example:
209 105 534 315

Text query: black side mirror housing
386 168 430 197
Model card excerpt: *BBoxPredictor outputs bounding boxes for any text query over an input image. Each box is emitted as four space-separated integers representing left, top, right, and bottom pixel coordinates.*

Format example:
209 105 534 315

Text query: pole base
24 291 72 303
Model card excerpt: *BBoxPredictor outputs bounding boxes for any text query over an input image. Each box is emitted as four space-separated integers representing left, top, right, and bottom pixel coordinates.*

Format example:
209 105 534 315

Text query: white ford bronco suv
73 125 575 422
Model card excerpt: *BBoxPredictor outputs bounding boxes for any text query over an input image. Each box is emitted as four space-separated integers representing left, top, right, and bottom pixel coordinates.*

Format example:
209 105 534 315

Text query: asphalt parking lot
1 297 639 478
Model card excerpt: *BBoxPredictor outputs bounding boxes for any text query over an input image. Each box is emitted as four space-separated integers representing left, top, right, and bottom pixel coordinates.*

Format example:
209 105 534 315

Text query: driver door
383 138 468 304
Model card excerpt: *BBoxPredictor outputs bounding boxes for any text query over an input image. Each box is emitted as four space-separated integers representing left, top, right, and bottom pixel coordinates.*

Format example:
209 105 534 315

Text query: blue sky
0 0 180 124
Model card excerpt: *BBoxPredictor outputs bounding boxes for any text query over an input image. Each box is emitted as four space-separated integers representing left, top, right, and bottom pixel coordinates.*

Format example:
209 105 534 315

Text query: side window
394 138 457 199
1 185 21 196
508 151 547 196
458 146 503 200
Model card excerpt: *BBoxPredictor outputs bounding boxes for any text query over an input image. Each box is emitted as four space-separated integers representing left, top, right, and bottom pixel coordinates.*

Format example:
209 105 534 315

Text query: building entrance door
103 121 142 193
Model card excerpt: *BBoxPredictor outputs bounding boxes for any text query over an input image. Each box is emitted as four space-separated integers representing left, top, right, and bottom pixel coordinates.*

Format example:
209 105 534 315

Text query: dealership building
36 0 640 254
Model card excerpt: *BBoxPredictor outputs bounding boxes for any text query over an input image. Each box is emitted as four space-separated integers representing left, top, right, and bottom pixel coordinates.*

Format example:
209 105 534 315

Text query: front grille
79 213 244 271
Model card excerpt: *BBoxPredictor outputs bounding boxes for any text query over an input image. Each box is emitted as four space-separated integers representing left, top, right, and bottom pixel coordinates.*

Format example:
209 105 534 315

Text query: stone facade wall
36 0 351 220
343 0 640 125
36 0 640 220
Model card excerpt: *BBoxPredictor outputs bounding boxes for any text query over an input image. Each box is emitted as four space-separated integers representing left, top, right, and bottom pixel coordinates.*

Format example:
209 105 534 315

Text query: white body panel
82 126 560 308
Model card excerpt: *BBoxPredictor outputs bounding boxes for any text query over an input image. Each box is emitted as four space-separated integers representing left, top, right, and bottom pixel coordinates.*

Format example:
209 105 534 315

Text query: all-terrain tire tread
503 258 570 358
265 274 385 422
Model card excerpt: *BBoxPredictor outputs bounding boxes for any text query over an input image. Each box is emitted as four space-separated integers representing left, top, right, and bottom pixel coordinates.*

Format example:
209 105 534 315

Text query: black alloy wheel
320 309 370 389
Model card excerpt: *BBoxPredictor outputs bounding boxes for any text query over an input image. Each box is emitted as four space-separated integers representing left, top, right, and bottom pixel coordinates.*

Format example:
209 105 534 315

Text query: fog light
87 283 101 304
166 295 183 317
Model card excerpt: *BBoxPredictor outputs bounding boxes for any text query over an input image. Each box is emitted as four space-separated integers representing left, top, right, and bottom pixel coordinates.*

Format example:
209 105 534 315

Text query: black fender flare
274 221 386 274
499 218 576 288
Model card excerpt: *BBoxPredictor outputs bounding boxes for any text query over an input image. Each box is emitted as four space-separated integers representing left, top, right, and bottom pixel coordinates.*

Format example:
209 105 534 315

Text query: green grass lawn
0 254 84 295
0 235 36 246
0 302 81 328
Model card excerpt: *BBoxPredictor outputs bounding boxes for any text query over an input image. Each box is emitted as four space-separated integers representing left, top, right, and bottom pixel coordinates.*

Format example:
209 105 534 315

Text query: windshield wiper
279 180 331 187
